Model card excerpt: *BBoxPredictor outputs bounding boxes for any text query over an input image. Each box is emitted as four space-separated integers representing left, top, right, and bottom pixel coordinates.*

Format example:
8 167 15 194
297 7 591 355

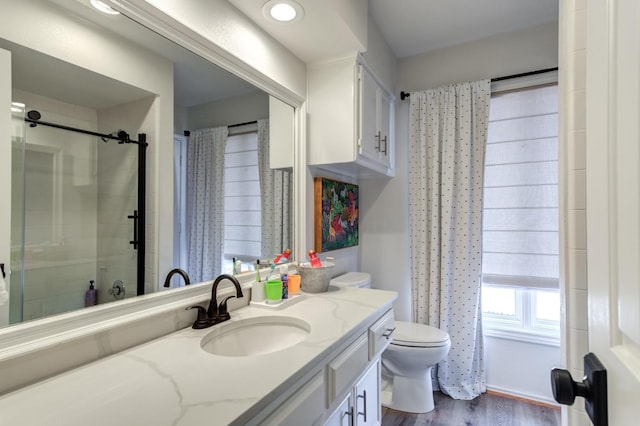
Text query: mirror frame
0 0 306 359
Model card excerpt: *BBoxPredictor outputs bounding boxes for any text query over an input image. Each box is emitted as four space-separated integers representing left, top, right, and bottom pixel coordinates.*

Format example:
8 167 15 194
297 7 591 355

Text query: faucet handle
186 305 210 329
218 296 235 316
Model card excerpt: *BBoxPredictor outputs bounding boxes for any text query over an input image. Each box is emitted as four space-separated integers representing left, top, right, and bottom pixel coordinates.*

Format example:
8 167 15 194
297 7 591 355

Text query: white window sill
483 324 560 347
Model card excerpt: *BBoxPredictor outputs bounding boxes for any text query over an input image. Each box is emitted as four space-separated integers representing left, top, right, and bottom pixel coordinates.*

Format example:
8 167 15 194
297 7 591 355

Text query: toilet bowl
381 322 451 413
329 272 452 414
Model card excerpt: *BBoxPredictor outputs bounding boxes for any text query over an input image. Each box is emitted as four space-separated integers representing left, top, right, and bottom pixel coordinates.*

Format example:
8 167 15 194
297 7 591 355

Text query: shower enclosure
9 104 146 324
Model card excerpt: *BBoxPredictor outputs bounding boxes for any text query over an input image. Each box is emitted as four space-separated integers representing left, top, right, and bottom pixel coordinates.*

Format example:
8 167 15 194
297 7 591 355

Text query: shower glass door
10 104 139 324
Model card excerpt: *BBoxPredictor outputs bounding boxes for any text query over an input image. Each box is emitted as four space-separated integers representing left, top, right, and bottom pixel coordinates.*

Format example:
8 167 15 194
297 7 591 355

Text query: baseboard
486 386 560 409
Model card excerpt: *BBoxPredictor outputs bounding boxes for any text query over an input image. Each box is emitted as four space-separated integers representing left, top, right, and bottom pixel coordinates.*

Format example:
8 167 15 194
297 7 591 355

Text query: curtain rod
228 120 257 128
399 67 559 100
183 120 259 136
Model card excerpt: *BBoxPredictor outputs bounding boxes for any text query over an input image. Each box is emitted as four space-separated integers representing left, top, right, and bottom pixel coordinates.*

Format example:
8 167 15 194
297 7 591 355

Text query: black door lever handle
551 352 607 426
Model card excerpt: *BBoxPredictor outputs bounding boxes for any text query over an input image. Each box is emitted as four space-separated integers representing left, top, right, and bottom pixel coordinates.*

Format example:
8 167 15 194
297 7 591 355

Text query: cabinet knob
381 135 388 155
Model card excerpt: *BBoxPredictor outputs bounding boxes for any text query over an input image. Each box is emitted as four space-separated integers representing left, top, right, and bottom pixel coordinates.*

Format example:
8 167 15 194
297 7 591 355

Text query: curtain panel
408 80 490 400
186 126 228 282
257 119 292 258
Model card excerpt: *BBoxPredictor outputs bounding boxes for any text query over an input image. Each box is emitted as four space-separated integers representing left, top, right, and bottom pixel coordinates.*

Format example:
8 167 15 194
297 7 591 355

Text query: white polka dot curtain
257 119 292 258
408 80 490 400
186 126 228 282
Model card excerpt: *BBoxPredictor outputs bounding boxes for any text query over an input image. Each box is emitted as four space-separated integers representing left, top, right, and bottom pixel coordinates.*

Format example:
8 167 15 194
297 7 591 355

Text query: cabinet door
324 394 352 426
378 89 392 169
359 65 381 163
354 360 380 426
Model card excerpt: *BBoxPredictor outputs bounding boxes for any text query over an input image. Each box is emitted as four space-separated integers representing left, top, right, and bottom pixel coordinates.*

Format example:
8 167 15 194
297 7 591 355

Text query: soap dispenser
85 280 98 307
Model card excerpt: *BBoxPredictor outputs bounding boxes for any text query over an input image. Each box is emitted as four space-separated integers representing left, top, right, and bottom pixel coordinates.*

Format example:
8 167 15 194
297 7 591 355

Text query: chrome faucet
186 274 244 329
163 268 190 288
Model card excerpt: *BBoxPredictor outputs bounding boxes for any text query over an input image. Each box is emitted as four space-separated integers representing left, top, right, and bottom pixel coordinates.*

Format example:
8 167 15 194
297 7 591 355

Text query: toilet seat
390 321 450 348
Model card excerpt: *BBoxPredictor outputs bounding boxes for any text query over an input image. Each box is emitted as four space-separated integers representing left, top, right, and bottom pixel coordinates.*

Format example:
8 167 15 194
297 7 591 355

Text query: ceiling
229 0 367 64
229 0 559 61
369 0 559 58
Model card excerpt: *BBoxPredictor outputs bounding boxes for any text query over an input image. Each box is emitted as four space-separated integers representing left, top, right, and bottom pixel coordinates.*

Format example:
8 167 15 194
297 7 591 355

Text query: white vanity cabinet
307 53 395 178
251 308 394 426
323 309 394 426
325 360 381 426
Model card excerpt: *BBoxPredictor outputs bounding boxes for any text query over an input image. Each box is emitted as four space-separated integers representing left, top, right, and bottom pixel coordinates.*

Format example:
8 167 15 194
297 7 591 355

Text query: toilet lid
329 272 371 288
391 321 450 348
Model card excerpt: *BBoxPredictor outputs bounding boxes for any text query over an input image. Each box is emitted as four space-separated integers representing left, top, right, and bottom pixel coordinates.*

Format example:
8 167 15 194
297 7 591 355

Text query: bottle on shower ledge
85 280 98 307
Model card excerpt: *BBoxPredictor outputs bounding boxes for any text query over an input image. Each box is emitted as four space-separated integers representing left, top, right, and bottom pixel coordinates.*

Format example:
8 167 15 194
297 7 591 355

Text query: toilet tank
330 272 371 288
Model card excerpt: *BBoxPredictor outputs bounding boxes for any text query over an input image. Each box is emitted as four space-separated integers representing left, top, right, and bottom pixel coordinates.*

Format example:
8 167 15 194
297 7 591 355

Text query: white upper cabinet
269 95 295 170
308 53 395 178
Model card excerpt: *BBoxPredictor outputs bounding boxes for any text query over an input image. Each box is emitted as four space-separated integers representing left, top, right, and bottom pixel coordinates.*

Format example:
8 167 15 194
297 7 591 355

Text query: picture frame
314 177 359 252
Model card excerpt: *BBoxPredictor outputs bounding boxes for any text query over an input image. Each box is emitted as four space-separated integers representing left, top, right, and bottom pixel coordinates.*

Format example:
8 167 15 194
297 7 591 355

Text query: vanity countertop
0 287 396 425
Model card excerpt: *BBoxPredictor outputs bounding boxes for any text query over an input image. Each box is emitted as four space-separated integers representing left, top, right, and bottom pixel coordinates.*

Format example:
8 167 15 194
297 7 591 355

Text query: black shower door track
24 114 148 296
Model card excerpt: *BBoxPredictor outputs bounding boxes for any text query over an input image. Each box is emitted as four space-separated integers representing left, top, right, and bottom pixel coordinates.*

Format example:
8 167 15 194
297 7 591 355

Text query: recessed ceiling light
90 0 120 15
262 0 304 23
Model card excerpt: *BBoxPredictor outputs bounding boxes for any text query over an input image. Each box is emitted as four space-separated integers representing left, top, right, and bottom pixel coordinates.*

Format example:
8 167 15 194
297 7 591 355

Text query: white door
586 0 640 424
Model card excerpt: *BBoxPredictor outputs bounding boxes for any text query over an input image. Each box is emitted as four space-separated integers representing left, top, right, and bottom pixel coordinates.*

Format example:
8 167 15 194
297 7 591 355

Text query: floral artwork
314 177 359 252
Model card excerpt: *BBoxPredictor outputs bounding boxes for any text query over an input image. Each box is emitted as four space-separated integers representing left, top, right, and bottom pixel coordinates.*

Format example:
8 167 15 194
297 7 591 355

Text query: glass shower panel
13 111 138 322
96 131 138 306
9 103 26 324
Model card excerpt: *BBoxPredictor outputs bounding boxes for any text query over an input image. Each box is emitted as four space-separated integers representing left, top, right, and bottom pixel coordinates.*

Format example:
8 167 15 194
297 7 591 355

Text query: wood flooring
381 391 560 426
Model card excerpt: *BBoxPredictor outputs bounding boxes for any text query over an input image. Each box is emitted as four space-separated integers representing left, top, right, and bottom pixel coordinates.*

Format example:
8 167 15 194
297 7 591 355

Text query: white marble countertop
0 287 396 425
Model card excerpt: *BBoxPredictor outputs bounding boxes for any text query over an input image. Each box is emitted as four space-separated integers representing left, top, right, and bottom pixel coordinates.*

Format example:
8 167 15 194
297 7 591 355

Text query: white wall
397 21 559 92
484 337 560 404
559 1 589 424
183 91 269 132
361 13 396 91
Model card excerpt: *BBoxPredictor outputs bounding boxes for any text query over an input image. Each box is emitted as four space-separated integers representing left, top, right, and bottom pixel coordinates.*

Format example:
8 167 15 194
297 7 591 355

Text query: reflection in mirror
0 0 294 328
171 63 294 284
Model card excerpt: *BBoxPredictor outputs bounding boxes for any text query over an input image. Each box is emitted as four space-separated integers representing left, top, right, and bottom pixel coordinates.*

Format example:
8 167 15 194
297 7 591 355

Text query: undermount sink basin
200 316 311 357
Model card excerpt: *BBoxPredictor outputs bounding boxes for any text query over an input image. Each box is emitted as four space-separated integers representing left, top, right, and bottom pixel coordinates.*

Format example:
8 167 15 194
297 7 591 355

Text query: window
481 83 560 345
223 132 261 272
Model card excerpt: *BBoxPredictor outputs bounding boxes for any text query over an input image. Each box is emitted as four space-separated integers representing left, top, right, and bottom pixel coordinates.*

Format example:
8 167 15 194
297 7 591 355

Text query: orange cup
288 274 301 294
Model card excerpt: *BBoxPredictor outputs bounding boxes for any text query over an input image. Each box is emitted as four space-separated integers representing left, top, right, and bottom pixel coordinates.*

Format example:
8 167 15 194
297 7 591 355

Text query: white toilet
330 272 451 414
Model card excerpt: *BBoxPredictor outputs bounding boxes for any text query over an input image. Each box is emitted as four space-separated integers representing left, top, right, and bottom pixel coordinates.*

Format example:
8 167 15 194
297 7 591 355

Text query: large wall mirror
0 0 295 329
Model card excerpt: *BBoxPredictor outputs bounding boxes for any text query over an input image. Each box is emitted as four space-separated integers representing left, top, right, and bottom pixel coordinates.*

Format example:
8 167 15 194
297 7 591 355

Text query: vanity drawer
261 371 325 426
327 332 368 403
368 309 395 359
